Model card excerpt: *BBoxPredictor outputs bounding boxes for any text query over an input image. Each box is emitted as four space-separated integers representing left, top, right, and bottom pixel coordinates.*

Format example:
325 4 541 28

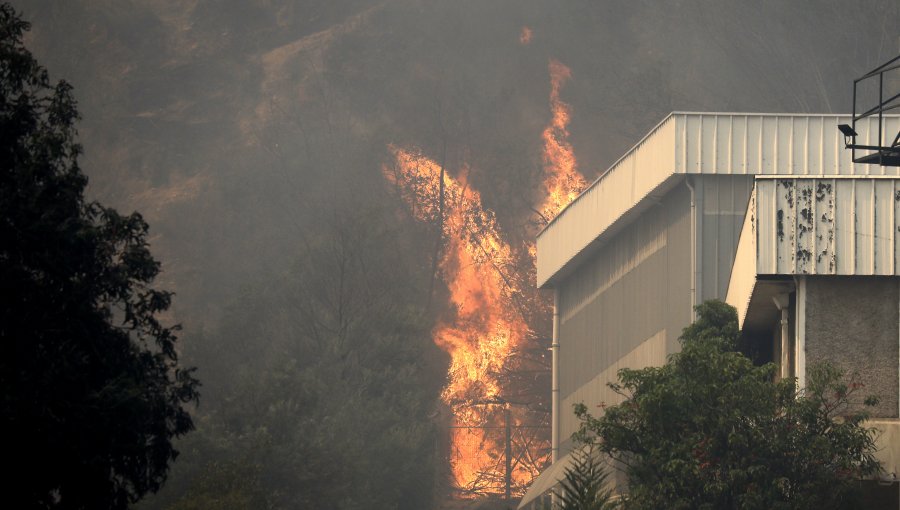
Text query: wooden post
505 407 512 500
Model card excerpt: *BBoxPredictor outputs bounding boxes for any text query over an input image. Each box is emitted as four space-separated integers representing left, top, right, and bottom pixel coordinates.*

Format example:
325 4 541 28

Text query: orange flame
382 58 585 498
519 26 532 45
384 147 534 494
385 147 524 408
537 59 587 225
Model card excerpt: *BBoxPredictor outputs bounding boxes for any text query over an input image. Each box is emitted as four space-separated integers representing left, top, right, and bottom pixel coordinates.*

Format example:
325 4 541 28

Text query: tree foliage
557 445 617 510
166 460 273 510
574 300 882 510
137 208 443 510
0 4 199 508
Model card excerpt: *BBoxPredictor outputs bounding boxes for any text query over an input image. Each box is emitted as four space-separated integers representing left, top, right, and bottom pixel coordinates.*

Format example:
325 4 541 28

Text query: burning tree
384 147 544 496
537 59 587 226
382 58 587 499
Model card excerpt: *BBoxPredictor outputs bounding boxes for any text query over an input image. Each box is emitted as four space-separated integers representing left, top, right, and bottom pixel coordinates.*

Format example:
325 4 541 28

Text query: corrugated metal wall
700 176 755 300
556 183 690 443
537 115 677 286
555 175 754 443
558 330 667 443
675 114 900 176
544 112 900 452
755 177 900 275
538 113 900 288
725 200 757 327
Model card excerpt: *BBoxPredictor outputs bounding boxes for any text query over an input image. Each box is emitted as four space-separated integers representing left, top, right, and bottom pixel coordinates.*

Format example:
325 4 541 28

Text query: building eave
538 113 900 288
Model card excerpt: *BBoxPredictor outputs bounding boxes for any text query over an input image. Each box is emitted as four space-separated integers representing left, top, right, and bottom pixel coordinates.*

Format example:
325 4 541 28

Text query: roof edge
537 112 866 239
537 112 677 238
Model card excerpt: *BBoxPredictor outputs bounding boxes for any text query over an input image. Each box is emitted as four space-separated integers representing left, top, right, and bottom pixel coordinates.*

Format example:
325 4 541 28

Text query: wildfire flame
382 58 585 498
386 146 524 404
519 26 532 45
384 146 532 493
537 59 587 225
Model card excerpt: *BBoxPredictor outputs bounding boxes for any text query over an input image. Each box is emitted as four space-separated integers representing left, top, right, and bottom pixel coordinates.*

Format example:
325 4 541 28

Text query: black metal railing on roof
838 54 900 167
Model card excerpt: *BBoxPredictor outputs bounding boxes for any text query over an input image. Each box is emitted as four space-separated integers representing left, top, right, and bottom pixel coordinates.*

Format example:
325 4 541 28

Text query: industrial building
520 112 900 507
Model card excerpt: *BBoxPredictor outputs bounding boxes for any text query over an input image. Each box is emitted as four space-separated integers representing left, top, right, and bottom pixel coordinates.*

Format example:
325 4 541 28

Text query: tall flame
519 26 532 45
384 147 535 494
537 59 587 225
383 58 585 499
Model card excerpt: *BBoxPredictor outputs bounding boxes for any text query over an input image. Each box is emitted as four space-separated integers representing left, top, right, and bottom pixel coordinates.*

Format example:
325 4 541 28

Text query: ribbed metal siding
556 184 691 441
700 175 754 301
675 114 900 176
538 113 900 288
725 200 757 327
558 214 666 394
537 115 677 286
558 330 667 442
755 177 900 276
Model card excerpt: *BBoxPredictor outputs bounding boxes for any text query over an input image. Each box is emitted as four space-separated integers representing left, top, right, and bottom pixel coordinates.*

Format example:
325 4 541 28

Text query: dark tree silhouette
0 4 199 508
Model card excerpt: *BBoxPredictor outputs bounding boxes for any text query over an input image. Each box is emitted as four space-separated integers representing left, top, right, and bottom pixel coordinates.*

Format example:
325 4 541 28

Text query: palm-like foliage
557 446 617 510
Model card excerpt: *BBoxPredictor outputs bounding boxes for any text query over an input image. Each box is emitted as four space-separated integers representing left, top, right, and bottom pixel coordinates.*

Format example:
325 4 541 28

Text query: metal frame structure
447 398 550 500
839 54 900 167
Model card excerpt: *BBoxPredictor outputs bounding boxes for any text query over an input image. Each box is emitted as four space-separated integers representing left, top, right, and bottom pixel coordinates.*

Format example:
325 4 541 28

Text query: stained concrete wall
804 276 899 419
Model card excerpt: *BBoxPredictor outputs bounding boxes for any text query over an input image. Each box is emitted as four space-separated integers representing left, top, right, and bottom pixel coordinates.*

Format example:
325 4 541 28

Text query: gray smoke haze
12 1 900 508
16 0 899 318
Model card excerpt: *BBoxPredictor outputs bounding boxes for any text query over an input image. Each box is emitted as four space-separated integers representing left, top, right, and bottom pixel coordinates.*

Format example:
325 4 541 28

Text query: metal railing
841 54 900 166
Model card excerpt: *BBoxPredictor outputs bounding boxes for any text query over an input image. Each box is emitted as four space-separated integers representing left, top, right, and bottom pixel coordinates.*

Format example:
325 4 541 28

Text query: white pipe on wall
795 277 806 389
551 288 560 464
686 178 697 318
780 308 790 379
773 293 791 380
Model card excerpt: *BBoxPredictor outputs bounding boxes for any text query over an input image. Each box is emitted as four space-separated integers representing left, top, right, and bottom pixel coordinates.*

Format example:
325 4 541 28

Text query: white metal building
521 112 900 508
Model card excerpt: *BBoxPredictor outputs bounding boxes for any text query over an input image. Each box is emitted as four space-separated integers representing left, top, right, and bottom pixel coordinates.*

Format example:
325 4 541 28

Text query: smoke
13 0 900 506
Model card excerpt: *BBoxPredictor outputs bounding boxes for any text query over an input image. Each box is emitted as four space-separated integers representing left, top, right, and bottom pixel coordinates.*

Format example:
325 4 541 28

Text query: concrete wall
804 276 899 419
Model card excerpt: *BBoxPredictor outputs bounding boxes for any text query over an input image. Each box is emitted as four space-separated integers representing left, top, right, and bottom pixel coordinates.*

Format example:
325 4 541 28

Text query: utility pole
505 406 512 500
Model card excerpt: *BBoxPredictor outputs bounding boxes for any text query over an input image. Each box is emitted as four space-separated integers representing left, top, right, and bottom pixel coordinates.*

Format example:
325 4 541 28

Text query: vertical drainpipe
773 293 791 380
686 178 697 318
551 288 560 465
780 307 790 379
795 277 806 389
